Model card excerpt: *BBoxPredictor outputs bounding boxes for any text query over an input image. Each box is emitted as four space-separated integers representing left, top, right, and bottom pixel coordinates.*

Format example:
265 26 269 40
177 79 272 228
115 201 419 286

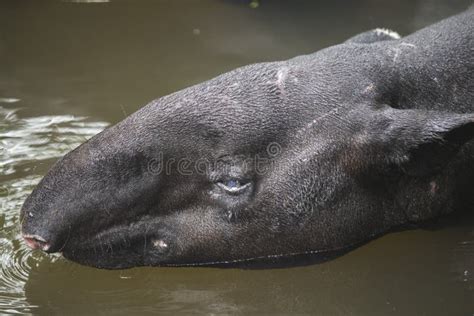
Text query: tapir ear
370 107 474 176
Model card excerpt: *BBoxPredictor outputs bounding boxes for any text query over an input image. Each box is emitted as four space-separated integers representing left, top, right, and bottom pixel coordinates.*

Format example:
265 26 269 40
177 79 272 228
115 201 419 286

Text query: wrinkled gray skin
21 9 473 269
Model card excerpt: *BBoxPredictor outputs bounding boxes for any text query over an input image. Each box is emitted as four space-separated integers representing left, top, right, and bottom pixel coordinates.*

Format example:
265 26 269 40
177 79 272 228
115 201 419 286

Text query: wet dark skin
21 9 473 269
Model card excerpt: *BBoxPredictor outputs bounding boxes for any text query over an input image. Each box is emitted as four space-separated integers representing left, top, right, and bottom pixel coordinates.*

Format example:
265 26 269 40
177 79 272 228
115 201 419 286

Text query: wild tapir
21 9 473 268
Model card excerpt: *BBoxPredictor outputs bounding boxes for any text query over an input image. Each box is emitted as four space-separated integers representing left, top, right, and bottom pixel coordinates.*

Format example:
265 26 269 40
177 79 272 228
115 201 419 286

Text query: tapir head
21 52 474 268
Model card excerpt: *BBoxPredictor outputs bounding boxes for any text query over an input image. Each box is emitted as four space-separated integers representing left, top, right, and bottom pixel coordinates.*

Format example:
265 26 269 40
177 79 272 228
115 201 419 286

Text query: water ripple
0 104 108 314
0 107 109 176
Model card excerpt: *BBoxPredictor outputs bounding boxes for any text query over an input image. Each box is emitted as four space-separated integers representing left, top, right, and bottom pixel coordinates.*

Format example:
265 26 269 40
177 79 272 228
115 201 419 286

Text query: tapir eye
216 179 251 193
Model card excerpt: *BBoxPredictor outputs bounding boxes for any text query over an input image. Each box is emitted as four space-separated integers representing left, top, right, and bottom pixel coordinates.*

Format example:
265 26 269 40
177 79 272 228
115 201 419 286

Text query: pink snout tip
23 234 51 252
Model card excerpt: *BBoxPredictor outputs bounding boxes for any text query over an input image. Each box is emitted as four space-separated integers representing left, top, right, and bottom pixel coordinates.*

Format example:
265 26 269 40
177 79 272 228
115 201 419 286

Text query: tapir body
21 9 473 268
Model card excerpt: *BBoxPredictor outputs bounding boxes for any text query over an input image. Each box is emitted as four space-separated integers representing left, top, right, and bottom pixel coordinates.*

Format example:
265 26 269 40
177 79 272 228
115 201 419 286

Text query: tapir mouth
61 244 146 269
59 230 151 269
22 217 157 267
23 234 52 252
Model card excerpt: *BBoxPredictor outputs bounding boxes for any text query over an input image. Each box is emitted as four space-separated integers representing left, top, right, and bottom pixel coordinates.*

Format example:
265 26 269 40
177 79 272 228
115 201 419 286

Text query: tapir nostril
23 234 51 252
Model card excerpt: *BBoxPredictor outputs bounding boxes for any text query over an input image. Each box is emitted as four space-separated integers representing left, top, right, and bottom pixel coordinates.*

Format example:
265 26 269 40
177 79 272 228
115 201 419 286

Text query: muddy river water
0 0 473 314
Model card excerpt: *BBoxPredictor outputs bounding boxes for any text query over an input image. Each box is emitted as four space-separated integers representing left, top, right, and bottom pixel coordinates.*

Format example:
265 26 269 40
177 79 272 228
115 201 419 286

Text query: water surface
1 0 473 314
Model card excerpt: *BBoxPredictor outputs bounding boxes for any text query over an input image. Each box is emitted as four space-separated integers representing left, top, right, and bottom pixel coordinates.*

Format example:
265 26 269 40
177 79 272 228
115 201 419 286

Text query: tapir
21 9 473 268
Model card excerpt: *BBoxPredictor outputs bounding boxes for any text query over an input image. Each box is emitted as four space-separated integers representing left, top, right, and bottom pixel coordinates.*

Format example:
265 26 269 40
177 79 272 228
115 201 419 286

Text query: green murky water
1 0 473 314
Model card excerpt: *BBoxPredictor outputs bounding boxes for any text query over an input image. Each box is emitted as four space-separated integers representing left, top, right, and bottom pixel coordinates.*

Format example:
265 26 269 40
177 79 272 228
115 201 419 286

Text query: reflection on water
0 106 108 176
0 104 108 313
0 0 473 314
